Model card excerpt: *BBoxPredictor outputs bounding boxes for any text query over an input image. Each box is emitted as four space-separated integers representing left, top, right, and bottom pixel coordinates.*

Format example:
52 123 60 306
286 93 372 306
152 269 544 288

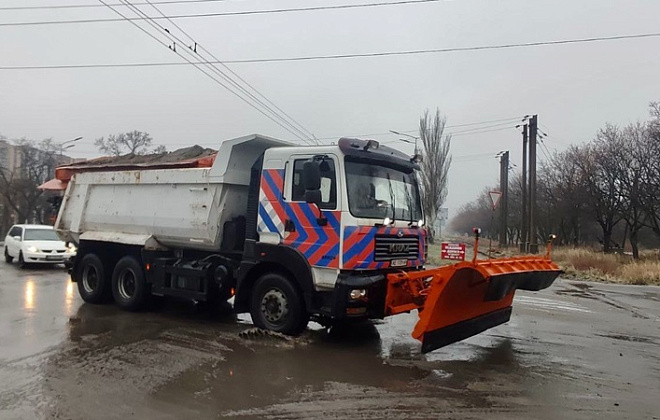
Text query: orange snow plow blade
385 256 561 353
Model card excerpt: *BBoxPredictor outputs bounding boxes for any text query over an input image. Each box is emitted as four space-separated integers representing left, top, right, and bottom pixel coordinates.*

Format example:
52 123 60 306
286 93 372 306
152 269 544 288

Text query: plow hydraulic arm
385 232 562 353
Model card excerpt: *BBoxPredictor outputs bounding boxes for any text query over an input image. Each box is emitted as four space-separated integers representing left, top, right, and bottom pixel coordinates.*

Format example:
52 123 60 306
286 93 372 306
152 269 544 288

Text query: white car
3 224 76 268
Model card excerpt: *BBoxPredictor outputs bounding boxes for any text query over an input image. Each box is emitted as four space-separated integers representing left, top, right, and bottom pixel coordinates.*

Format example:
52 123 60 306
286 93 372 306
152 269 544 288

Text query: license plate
391 259 407 267
46 255 62 261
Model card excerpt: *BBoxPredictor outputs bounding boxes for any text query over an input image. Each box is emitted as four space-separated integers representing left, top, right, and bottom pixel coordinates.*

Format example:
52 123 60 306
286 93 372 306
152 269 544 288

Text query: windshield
23 229 61 241
345 159 423 221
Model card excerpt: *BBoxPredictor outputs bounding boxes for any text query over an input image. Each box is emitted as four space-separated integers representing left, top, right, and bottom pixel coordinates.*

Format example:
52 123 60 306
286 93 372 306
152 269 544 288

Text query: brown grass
551 247 660 286
427 241 660 286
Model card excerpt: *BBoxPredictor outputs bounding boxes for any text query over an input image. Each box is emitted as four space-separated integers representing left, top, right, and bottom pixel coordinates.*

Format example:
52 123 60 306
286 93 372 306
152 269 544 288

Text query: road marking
515 295 592 313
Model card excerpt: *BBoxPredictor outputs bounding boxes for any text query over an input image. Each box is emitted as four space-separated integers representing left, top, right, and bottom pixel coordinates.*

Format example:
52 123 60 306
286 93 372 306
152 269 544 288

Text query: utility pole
528 115 539 254
520 124 528 252
499 151 509 248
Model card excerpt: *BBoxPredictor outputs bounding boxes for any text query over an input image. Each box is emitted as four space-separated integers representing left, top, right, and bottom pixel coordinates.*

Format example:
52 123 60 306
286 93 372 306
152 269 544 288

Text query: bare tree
639 102 660 247
539 147 590 246
94 131 166 156
0 138 59 226
419 109 452 243
613 122 650 259
574 126 624 252
448 187 496 238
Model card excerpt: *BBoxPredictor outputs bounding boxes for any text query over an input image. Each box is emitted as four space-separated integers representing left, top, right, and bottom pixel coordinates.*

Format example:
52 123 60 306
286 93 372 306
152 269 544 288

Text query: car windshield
23 229 61 241
345 159 423 221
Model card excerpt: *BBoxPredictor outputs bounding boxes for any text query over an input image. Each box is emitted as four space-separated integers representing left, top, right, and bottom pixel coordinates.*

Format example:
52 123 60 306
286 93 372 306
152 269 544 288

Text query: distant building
0 139 77 234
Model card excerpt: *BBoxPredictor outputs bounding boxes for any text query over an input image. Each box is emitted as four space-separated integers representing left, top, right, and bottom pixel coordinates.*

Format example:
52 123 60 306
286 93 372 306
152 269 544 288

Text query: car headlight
66 244 77 253
27 246 38 253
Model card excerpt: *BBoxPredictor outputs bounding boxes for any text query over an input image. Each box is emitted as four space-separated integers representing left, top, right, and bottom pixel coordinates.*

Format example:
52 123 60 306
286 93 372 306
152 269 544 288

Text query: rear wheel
112 256 149 311
250 273 308 335
18 252 26 269
4 247 13 263
77 253 111 303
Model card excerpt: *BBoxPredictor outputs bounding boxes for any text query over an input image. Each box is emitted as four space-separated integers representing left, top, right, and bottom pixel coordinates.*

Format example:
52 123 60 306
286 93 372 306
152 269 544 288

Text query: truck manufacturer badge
389 243 410 253
397 231 404 238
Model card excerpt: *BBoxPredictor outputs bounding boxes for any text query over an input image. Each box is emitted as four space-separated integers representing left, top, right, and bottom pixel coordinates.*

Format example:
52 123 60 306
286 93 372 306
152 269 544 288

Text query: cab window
291 158 337 210
9 226 22 238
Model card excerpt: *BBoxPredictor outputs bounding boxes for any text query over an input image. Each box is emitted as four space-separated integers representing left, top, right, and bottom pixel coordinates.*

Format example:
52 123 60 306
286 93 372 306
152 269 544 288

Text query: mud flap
387 257 562 353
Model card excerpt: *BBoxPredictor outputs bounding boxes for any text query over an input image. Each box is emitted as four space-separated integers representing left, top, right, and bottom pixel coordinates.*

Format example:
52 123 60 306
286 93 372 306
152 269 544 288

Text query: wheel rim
118 268 137 300
82 265 99 294
261 288 289 324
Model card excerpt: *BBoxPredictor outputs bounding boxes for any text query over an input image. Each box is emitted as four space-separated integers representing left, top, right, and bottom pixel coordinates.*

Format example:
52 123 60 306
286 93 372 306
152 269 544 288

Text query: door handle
284 219 295 232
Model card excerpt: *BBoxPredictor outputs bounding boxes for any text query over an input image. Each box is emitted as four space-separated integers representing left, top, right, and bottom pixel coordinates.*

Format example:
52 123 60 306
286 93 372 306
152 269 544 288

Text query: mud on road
1 262 659 419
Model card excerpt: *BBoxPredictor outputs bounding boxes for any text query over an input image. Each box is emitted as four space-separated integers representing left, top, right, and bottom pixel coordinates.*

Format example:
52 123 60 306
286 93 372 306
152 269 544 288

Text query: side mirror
305 190 322 205
302 161 327 226
302 161 321 191
13 236 21 242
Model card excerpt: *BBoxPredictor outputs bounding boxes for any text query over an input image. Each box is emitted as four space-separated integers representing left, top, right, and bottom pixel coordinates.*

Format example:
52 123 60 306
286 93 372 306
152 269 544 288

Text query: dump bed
56 134 289 251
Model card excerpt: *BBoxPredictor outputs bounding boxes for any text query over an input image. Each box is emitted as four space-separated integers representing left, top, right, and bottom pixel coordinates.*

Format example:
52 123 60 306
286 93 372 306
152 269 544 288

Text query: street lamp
58 136 82 155
389 130 419 154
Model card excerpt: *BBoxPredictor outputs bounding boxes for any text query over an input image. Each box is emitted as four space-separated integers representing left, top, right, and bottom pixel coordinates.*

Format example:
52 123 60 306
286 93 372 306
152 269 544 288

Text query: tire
4 247 13 263
18 252 27 269
250 273 309 335
77 253 112 304
112 256 149 311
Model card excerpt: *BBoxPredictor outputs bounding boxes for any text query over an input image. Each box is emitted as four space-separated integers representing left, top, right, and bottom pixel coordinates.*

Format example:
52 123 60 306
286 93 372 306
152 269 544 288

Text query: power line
120 0 314 144
0 0 443 26
0 0 240 11
314 116 523 143
4 32 658 69
100 0 312 144
449 120 519 135
136 0 317 143
451 126 517 137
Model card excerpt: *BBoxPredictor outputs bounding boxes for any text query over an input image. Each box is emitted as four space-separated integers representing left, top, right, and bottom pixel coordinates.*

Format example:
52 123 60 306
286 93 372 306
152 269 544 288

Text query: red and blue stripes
343 226 425 270
258 169 341 268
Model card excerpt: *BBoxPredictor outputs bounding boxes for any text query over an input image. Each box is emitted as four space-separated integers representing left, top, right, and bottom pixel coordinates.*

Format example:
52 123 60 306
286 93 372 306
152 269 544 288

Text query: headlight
67 244 77 253
383 217 392 226
349 289 367 300
27 246 38 253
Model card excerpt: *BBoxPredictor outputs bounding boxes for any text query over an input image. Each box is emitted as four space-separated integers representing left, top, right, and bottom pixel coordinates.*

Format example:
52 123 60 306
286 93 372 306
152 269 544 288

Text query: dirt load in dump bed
65 145 217 167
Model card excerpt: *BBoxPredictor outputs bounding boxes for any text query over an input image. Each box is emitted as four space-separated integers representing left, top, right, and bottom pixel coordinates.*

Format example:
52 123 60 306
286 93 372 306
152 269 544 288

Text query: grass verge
427 240 660 286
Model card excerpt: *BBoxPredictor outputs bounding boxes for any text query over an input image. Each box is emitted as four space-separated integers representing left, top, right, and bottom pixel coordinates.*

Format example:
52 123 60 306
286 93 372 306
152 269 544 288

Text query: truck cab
236 137 427 332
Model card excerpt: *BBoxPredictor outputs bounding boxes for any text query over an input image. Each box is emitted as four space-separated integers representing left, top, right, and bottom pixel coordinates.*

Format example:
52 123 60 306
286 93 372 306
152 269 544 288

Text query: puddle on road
38 297 586 419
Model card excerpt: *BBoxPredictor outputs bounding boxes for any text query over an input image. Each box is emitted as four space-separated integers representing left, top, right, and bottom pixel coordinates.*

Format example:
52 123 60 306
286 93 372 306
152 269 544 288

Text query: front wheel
18 252 26 269
250 273 308 335
4 247 13 263
112 256 149 311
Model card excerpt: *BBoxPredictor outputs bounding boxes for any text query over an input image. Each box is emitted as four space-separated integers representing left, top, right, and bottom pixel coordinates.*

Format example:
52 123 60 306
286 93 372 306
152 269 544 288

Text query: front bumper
322 272 388 320
23 251 76 264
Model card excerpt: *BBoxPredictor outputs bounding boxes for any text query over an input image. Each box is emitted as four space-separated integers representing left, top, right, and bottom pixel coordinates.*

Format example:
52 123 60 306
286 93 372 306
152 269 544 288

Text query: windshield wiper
403 175 414 226
387 173 396 222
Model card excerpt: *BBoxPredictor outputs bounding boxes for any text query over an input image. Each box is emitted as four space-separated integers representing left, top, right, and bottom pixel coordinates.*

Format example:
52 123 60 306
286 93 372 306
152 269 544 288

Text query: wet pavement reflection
1 261 660 419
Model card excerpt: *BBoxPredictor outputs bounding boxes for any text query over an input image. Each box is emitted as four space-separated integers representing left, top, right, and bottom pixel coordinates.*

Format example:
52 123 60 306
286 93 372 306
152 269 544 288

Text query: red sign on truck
441 242 466 261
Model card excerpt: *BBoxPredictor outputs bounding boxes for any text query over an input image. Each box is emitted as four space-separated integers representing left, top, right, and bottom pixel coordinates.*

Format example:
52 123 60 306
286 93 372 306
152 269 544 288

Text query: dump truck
54 134 561 352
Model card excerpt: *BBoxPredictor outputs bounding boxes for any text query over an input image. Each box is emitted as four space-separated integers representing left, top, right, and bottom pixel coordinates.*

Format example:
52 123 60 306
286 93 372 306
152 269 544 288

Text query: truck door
284 157 341 268
258 156 341 268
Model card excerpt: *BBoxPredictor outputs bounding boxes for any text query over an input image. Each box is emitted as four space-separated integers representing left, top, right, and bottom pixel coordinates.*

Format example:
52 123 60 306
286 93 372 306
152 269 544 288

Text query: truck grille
374 235 419 261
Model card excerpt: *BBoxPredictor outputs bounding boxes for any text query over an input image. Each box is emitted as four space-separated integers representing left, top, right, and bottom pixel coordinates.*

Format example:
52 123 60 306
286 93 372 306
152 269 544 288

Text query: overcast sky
1 0 659 213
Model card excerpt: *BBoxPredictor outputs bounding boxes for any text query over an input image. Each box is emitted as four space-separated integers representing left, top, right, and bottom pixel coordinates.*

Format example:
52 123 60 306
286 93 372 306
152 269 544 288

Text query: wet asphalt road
1 261 660 420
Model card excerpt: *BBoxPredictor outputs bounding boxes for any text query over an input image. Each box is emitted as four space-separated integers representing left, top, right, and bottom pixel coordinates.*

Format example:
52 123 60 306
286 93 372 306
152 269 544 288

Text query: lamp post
389 130 419 154
58 136 82 156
